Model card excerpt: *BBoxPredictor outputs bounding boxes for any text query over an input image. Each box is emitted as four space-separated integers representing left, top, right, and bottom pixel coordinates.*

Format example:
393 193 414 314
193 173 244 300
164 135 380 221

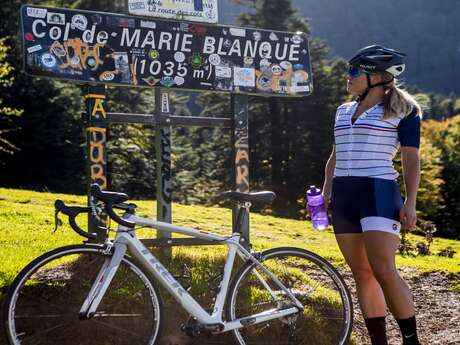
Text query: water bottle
306 185 329 230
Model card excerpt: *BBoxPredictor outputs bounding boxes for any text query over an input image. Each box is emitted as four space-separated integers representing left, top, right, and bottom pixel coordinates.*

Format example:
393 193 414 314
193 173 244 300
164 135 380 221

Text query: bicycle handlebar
54 185 136 239
54 200 97 240
90 184 135 228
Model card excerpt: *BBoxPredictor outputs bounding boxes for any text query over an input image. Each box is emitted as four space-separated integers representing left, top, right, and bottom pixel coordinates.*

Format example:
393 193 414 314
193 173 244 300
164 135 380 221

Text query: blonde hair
381 73 421 119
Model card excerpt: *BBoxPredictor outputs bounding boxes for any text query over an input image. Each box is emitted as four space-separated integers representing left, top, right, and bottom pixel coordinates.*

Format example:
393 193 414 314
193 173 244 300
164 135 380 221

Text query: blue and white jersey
333 101 420 180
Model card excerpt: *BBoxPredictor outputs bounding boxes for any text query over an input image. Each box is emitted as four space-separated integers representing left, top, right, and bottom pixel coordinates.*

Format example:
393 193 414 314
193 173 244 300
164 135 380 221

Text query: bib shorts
331 176 403 235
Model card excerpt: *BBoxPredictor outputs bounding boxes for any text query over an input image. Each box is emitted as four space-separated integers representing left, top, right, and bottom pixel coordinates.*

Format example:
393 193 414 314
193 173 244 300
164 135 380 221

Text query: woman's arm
400 146 420 228
322 145 336 205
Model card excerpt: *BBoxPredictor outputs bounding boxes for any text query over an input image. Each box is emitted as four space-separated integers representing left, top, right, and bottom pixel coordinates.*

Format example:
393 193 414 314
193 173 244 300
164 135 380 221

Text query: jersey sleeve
397 109 421 148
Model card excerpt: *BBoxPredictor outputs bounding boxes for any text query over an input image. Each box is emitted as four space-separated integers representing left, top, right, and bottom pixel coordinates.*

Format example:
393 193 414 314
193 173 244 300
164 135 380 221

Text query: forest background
1 0 459 238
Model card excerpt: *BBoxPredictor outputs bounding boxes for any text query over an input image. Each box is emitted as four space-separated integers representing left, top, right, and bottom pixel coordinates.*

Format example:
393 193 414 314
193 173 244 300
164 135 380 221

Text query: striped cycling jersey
333 101 421 180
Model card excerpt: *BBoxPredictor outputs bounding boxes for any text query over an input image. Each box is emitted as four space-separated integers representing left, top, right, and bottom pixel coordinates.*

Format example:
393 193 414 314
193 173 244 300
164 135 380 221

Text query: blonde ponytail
382 74 421 119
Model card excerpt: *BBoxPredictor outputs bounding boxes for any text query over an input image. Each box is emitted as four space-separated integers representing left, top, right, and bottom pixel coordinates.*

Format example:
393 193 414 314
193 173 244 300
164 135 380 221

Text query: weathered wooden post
231 94 250 246
155 88 173 257
84 85 108 242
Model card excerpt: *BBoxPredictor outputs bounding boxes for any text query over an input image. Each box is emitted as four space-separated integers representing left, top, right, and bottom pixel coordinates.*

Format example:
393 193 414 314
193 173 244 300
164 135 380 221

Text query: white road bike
3 185 353 345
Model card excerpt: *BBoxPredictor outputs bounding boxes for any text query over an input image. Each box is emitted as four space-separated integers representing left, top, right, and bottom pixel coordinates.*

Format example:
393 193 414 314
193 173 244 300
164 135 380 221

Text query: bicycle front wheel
226 247 353 345
3 244 162 345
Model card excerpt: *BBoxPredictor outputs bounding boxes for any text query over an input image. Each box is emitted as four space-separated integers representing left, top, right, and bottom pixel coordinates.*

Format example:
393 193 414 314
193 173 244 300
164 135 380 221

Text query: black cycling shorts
331 176 403 235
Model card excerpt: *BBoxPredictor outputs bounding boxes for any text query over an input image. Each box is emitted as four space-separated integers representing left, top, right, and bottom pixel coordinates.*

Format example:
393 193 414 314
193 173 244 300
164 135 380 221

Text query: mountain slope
219 0 460 95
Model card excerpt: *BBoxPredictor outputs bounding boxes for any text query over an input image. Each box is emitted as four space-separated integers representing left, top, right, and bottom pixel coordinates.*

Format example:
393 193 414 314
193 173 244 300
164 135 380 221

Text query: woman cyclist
322 45 422 345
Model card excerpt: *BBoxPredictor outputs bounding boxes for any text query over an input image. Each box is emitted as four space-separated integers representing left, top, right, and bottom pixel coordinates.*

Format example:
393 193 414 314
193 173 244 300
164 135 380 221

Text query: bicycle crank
180 317 224 337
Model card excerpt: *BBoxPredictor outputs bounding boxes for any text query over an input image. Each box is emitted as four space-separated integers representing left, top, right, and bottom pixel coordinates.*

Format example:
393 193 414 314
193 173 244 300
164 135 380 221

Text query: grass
1 187 459 345
1 186 460 295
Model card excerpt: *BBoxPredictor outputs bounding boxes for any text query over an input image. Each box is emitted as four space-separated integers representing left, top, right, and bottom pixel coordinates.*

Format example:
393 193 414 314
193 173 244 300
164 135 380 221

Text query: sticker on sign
128 0 219 23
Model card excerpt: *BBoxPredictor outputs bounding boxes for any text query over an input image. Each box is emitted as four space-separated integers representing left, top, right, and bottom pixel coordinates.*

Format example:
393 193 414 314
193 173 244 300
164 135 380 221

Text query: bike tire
3 244 163 345
226 247 353 345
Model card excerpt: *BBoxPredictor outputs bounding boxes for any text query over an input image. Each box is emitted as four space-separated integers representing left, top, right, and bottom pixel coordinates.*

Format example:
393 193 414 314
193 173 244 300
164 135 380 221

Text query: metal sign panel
128 0 219 24
20 5 313 97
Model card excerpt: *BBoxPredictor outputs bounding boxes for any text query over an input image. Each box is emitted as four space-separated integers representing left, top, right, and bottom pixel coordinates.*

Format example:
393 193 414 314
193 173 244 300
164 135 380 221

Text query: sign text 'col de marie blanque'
21 5 313 96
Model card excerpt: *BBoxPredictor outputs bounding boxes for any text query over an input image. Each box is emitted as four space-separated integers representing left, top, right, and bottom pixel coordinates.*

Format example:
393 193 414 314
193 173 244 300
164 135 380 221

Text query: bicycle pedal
180 321 201 337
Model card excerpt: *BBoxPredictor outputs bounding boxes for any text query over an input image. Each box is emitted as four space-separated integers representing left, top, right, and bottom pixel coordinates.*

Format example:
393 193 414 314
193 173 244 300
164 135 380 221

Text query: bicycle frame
79 212 304 333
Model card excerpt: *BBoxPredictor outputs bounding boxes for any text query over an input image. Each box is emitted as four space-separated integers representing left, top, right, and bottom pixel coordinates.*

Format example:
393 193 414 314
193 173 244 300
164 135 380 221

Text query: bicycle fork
78 242 128 320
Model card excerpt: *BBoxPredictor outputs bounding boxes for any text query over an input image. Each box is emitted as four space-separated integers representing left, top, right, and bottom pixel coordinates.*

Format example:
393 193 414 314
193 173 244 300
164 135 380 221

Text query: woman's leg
363 231 414 318
336 233 389 345
336 233 386 317
364 231 421 344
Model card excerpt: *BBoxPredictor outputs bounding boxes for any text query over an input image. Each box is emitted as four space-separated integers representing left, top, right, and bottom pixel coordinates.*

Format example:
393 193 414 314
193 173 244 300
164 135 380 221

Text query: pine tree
228 0 349 216
0 38 23 155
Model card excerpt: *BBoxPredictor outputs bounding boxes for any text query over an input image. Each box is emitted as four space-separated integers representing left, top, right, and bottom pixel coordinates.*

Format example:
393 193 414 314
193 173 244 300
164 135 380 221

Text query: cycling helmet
348 44 406 76
348 44 406 100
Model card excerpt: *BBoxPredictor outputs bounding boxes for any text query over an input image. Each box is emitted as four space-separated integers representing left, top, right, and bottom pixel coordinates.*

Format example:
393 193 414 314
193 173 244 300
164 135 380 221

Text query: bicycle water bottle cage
215 191 276 205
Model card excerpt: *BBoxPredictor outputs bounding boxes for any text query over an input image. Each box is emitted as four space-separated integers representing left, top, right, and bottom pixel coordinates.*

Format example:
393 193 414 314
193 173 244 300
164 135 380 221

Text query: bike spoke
229 249 352 345
6 247 162 345
92 319 146 338
93 312 144 317
17 320 74 342
18 290 68 312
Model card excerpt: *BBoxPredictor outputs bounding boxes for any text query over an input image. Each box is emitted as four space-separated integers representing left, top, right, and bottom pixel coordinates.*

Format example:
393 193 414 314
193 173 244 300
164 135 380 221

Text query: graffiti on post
160 128 172 219
235 133 249 192
85 91 107 190
88 127 107 189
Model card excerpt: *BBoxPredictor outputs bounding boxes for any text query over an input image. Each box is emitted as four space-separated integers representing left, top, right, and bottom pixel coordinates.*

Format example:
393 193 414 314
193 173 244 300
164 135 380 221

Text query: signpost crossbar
105 112 231 127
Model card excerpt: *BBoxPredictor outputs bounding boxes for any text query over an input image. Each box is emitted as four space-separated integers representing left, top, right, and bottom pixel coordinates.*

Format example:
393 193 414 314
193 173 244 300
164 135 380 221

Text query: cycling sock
396 316 421 345
364 316 388 345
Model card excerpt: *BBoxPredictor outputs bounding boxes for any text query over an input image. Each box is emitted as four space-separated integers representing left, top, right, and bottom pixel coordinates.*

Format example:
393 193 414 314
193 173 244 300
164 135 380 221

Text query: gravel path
343 268 460 345
159 268 460 345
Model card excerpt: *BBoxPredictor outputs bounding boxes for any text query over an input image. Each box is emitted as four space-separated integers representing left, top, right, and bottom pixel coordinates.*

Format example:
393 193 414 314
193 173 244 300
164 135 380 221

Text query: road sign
21 5 313 97
128 0 219 24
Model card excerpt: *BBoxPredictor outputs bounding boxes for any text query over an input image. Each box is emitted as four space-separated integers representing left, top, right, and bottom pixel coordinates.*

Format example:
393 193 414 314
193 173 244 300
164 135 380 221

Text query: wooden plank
106 112 231 127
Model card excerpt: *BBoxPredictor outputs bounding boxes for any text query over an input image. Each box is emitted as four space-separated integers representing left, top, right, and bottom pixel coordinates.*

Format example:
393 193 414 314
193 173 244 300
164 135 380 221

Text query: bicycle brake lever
53 209 63 233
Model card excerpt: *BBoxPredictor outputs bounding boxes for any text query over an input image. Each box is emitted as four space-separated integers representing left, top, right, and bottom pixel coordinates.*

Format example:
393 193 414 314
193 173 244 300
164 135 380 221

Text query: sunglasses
347 65 365 78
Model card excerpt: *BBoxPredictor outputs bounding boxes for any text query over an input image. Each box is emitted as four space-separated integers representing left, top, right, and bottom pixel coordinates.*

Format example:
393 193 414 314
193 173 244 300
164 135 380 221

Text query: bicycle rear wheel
3 244 162 345
226 247 352 345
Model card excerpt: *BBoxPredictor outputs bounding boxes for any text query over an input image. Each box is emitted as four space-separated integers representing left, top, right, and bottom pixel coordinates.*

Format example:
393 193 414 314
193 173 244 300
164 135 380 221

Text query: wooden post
84 85 108 242
231 93 250 247
155 88 173 257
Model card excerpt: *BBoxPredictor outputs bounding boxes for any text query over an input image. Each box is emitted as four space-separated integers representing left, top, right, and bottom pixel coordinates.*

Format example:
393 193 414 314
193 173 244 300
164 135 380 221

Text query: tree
421 116 460 237
0 0 162 194
0 37 23 155
442 117 460 236
228 0 348 217
0 1 88 191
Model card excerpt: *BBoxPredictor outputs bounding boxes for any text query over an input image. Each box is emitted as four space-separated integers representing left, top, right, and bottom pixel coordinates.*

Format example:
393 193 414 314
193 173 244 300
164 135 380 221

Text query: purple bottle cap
307 185 321 196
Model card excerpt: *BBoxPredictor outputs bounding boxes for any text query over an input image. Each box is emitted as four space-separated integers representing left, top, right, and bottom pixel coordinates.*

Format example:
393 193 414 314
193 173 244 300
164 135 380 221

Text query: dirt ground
1 268 459 345
159 268 460 345
344 268 460 345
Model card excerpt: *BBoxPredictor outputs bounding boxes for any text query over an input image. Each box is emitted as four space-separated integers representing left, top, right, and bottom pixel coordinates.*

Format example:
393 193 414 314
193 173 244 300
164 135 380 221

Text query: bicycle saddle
215 191 276 204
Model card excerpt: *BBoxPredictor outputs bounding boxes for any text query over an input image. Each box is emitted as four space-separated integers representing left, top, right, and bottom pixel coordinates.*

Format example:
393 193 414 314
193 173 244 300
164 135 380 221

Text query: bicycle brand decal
141 249 187 297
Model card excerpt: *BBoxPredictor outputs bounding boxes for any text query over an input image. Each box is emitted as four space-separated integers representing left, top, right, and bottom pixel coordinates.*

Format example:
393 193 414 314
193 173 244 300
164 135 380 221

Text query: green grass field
1 187 459 295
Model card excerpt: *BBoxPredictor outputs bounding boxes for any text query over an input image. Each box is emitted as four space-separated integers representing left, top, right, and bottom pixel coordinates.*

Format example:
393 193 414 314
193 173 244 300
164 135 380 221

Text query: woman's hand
399 202 417 229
